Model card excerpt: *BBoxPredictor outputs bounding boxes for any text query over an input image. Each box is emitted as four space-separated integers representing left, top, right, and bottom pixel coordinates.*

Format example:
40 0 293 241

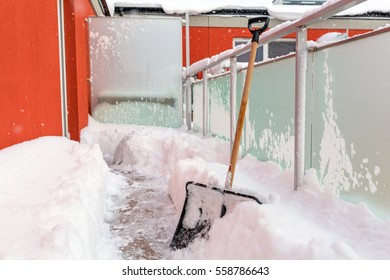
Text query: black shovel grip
248 16 270 43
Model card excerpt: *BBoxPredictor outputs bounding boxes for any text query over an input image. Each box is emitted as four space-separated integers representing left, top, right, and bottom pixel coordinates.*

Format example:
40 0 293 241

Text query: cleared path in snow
108 164 179 260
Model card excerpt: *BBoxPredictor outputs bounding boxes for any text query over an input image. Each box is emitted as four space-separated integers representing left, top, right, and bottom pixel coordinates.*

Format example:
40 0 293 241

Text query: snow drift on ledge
1 119 389 259
109 0 390 20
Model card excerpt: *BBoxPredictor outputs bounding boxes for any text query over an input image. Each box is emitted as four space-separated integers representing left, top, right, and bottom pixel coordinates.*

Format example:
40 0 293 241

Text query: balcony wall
0 0 95 149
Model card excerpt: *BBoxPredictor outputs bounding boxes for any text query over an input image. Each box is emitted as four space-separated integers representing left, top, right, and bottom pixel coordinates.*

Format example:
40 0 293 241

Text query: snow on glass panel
89 17 182 128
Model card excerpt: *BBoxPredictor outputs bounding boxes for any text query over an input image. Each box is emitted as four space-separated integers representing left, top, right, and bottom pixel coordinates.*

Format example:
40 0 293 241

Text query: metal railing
183 0 367 191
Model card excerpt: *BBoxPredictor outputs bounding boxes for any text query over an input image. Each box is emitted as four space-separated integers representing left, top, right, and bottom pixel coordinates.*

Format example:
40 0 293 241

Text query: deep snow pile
81 119 390 259
0 136 121 259
1 119 389 259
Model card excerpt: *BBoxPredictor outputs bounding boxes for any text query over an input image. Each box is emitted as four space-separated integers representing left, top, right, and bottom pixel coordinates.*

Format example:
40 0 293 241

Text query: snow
2 117 389 259
184 42 248 76
111 0 272 16
338 0 390 16
0 136 121 259
107 0 390 20
185 58 210 77
316 31 347 44
2 1 389 259
268 4 316 21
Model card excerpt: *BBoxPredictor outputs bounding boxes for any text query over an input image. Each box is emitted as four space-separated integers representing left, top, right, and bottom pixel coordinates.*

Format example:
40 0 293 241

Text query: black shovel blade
170 181 261 250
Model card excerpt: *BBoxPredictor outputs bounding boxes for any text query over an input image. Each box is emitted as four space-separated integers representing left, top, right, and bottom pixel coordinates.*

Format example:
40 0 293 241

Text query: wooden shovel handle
225 41 259 189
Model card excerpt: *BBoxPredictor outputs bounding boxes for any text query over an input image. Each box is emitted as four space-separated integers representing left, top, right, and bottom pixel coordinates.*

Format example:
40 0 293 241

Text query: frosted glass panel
193 76 231 139
208 76 231 140
192 82 203 133
241 57 298 170
310 31 390 219
89 16 182 127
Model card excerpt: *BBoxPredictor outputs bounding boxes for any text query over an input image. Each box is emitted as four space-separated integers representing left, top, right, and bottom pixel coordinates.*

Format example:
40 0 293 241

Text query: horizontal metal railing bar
192 21 390 86
192 53 298 85
184 0 366 78
314 25 390 51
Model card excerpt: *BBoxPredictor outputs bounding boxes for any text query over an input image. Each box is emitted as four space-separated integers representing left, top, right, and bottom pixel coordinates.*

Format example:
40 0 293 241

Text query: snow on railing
184 0 366 78
183 0 367 191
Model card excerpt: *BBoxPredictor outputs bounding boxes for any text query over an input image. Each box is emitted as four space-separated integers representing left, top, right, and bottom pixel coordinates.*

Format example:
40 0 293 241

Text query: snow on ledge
112 0 272 15
108 0 390 20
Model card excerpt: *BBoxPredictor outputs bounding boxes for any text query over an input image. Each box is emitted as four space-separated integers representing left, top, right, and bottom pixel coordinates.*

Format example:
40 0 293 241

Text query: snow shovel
170 16 270 250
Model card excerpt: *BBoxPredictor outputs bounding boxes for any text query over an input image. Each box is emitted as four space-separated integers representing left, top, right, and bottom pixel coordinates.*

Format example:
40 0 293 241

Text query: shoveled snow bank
81 119 390 260
81 118 231 212
0 136 121 259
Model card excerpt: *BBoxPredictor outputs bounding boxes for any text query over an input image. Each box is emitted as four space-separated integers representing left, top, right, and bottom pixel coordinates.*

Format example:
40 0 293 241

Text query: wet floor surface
108 165 179 260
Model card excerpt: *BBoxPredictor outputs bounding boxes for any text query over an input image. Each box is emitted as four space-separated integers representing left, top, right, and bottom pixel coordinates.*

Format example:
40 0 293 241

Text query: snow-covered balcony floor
1 118 390 259
107 165 177 259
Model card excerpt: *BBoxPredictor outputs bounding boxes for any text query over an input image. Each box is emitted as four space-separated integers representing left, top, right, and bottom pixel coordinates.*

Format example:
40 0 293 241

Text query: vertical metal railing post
185 13 190 69
185 77 192 130
57 0 69 138
185 13 192 130
294 26 308 191
202 70 208 137
229 57 237 153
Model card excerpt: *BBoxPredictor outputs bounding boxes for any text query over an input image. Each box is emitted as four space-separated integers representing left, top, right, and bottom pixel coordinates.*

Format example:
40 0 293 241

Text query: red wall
0 6 372 150
64 0 95 141
0 1 63 149
0 0 95 149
